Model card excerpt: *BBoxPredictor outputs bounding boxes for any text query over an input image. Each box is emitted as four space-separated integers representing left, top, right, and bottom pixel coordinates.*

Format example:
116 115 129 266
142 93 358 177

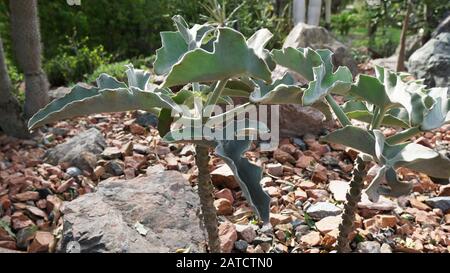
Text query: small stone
11 213 34 230
214 198 233 215
56 178 75 193
26 206 47 219
275 230 286 241
294 189 308 202
218 222 237 253
164 154 178 170
299 180 316 190
101 147 122 160
121 142 133 156
260 177 274 187
292 137 306 150
356 241 381 253
156 145 170 156
279 143 297 154
306 202 342 220
300 231 321 246
425 197 450 213
253 236 273 245
104 160 125 176
438 185 450 197
93 166 105 178
358 193 397 211
266 163 283 177
273 149 296 164
295 225 310 236
235 224 256 243
409 198 431 211
215 188 234 203
315 216 341 234
311 164 328 183
133 144 151 155
66 167 82 177
328 180 349 202
266 186 281 197
211 165 239 189
445 214 450 224
376 215 398 228
28 231 55 253
306 189 329 201
363 218 377 229
296 156 315 168
269 213 292 227
129 123 146 135
234 240 248 252
146 164 164 175
12 191 40 202
380 243 392 253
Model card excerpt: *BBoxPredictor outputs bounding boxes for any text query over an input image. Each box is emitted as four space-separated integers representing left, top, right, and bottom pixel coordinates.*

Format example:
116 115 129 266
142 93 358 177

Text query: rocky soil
1 107 450 253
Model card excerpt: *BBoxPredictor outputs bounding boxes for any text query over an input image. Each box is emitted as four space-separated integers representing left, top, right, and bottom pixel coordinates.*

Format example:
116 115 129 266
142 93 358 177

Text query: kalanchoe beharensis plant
28 16 274 253
248 47 450 252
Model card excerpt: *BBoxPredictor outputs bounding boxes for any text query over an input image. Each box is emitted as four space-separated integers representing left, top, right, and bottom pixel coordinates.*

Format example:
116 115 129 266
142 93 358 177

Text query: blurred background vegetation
0 0 448 91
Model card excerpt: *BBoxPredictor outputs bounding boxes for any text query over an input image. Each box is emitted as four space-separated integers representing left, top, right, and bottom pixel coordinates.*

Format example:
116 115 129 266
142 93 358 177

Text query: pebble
66 167 82 177
305 202 342 220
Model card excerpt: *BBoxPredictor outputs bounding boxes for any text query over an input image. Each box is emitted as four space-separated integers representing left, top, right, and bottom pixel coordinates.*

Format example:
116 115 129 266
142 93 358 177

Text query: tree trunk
293 0 306 25
195 145 221 253
307 0 322 26
0 35 29 139
324 0 332 29
9 0 49 119
396 0 412 72
336 156 366 253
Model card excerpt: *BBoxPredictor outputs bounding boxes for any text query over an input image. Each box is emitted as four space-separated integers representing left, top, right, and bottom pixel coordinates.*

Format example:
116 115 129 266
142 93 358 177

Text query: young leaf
162 27 272 88
215 140 271 223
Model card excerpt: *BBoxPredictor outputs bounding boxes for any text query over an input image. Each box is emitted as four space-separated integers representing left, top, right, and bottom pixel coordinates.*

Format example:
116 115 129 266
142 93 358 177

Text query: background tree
0 35 29 138
9 0 49 118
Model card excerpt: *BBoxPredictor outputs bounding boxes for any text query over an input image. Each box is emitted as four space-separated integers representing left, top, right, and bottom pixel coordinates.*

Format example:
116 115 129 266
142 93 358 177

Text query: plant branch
336 155 366 253
325 94 351 127
386 126 421 144
204 79 229 117
195 145 221 253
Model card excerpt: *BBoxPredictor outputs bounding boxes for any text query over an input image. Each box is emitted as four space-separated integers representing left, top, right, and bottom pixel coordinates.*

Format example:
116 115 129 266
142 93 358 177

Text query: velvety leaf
125 64 151 90
271 47 322 81
162 27 272 87
421 87 450 131
249 73 303 104
320 125 376 157
215 140 271 223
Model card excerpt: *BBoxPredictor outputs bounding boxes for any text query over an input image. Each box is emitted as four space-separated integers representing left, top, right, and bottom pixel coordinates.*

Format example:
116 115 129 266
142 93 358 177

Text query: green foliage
331 10 358 35
85 56 154 84
44 37 111 86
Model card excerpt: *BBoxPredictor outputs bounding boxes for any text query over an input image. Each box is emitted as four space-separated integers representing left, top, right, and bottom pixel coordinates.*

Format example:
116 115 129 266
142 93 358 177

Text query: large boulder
44 128 106 171
283 23 358 76
57 170 207 253
408 33 450 89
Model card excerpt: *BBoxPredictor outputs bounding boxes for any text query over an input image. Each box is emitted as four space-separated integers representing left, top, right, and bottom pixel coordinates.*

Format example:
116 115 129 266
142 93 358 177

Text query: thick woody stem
336 156 366 253
195 145 221 253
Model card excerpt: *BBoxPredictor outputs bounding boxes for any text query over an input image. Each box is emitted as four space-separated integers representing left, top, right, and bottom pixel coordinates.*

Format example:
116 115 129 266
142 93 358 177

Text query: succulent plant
28 16 276 253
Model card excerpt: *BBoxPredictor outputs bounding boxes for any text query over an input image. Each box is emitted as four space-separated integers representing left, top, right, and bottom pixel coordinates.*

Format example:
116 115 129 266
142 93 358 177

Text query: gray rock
135 111 158 128
57 171 207 253
283 23 358 76
306 202 342 220
234 240 248 252
425 196 450 213
235 224 256 243
279 105 330 137
133 144 151 155
66 167 82 177
408 33 450 89
380 243 392 253
45 128 106 171
356 241 381 253
253 236 273 245
101 147 122 160
104 160 124 176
